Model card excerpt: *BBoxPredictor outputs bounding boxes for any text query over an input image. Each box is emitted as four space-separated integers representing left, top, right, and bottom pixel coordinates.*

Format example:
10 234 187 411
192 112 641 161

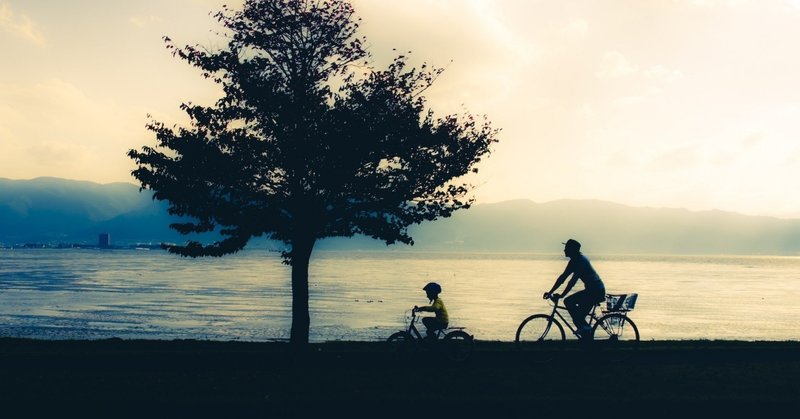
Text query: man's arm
544 260 575 298
561 274 579 296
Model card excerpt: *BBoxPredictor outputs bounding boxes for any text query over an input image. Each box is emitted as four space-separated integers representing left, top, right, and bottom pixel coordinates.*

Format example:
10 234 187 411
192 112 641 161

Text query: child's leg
422 317 442 339
422 317 434 338
422 318 448 340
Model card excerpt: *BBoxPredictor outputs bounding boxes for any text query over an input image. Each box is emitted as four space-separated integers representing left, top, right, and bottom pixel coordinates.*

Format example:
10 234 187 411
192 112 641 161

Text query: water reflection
0 249 798 342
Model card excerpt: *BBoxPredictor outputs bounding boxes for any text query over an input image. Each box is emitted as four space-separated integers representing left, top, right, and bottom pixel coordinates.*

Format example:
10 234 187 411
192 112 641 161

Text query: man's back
566 253 603 290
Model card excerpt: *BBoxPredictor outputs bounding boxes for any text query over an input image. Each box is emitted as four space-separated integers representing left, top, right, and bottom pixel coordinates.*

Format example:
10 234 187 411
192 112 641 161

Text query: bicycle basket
605 293 638 311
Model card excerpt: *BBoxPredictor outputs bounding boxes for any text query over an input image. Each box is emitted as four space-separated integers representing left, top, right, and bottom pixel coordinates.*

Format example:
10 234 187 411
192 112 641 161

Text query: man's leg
565 291 592 333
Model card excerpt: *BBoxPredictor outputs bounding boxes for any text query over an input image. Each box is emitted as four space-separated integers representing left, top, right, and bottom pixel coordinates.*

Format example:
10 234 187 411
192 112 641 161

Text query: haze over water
0 249 797 342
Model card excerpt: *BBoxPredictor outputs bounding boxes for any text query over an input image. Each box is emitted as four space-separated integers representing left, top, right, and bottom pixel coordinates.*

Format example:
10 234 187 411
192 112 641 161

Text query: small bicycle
386 308 474 362
515 293 640 357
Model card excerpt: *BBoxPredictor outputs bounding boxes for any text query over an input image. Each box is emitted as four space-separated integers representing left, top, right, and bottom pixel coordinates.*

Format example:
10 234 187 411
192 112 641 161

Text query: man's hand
542 292 551 300
413 305 419 312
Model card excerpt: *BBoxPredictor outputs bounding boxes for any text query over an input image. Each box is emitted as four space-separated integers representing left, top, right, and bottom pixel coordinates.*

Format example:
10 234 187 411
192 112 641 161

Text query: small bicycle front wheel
443 330 474 362
591 313 640 360
386 331 415 359
515 314 566 352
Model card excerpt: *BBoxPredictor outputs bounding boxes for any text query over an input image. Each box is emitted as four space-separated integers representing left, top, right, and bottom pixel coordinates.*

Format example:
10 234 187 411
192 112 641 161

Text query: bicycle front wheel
591 313 639 357
515 314 565 351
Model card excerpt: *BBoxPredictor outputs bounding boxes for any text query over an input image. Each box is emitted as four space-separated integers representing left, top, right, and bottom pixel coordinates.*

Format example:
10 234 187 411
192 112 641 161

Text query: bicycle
515 293 640 359
386 308 474 362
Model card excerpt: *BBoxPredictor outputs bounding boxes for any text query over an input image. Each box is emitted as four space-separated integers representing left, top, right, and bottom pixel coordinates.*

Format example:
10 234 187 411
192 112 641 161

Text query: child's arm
414 305 434 312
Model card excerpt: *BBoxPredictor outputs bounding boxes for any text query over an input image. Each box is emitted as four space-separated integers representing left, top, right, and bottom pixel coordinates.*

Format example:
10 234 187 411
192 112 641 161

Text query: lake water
0 249 797 342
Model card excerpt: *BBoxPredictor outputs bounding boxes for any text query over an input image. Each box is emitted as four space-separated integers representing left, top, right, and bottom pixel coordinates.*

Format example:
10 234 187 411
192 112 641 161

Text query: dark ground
0 338 797 417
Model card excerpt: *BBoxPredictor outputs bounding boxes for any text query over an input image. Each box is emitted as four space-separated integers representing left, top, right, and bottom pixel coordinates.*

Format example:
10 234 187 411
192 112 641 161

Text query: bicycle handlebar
543 293 562 301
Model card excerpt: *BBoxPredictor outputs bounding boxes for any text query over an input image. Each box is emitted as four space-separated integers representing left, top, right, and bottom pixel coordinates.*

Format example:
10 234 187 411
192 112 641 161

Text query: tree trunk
289 235 315 348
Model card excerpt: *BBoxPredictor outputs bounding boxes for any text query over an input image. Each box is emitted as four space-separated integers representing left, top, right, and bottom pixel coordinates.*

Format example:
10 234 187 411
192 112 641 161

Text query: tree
128 0 499 347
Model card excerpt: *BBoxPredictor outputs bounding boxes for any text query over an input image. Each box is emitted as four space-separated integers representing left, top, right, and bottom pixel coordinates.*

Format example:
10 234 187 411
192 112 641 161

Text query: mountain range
2 177 799 255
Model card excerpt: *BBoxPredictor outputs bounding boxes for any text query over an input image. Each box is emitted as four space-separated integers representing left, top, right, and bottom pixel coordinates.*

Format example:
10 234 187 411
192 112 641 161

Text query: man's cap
562 239 581 250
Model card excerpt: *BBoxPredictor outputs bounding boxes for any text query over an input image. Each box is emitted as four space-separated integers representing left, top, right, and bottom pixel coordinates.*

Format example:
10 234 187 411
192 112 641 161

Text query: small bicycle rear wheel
515 314 565 352
443 330 474 362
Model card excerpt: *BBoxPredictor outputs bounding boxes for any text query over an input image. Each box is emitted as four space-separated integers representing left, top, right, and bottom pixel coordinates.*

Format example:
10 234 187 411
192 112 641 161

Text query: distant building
98 233 111 248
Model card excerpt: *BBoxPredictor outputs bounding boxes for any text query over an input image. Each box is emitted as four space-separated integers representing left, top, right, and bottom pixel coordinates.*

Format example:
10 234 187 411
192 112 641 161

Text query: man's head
563 239 581 257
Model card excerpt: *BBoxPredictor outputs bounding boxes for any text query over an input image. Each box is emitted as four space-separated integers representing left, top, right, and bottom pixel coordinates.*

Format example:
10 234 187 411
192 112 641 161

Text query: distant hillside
2 177 800 254
402 199 800 255
0 177 184 245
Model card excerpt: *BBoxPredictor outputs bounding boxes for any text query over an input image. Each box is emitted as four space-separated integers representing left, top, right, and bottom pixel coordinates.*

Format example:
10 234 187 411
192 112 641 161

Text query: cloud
606 150 636 168
595 51 639 79
679 0 751 7
611 95 648 107
646 146 702 171
468 0 535 59
563 18 589 38
351 0 539 114
741 131 765 148
0 2 45 45
644 64 684 83
783 149 800 167
576 104 594 120
0 79 146 181
599 63 682 106
129 15 162 29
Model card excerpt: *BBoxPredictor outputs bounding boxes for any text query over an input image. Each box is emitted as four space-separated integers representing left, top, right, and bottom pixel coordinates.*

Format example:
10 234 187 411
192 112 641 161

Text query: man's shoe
578 326 593 340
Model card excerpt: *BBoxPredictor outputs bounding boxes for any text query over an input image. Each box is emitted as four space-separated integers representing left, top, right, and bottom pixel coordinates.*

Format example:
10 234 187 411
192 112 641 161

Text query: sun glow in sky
2 0 800 217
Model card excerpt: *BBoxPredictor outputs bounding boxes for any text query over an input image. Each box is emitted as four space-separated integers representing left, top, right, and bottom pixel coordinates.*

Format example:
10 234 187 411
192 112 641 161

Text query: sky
2 0 800 218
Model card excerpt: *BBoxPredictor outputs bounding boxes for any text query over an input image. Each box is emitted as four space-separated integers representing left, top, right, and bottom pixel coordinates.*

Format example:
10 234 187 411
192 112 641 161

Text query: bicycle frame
544 297 602 338
404 310 447 340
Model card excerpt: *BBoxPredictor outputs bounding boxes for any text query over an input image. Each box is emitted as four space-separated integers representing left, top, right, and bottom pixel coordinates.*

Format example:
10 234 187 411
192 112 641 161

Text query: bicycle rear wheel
591 313 639 361
443 330 474 362
515 314 565 352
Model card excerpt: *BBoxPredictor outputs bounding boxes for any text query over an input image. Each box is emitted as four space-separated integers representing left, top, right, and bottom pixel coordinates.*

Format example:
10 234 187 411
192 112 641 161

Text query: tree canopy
128 0 499 345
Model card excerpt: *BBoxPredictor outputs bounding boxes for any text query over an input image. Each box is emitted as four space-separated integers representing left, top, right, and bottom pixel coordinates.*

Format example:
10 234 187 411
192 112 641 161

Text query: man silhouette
543 239 606 339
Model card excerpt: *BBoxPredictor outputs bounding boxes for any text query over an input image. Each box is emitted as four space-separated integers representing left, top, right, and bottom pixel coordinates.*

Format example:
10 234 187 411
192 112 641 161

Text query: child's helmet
423 282 442 294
